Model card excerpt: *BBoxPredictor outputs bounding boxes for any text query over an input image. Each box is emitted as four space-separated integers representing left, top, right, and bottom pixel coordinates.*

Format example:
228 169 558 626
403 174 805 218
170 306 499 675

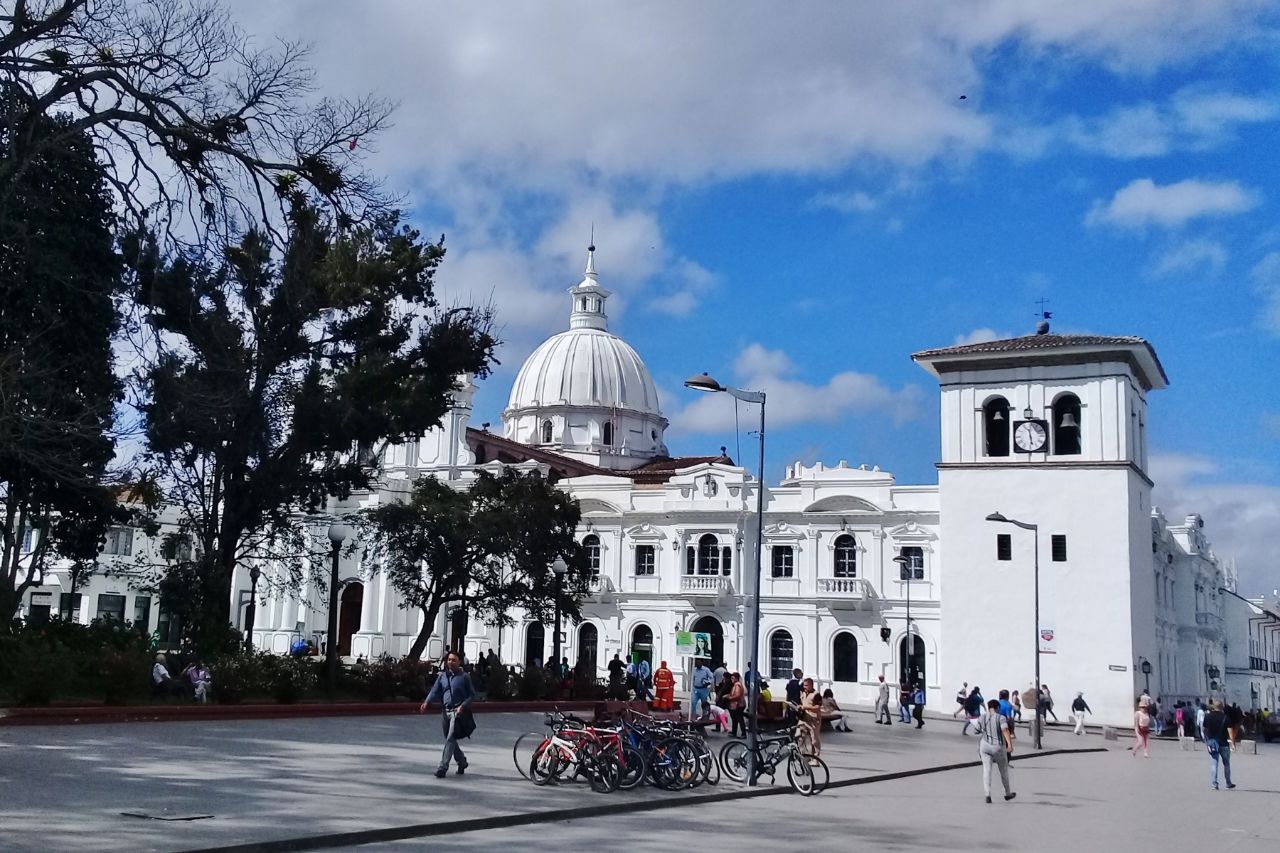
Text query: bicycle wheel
618 745 647 790
719 740 750 783
702 745 720 785
587 753 621 793
529 742 560 786
786 751 827 796
512 732 547 780
651 738 696 790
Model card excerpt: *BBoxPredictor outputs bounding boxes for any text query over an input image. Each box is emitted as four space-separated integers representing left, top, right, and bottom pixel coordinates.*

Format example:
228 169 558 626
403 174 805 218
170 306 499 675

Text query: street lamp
326 522 352 689
1140 657 1152 694
684 372 766 786
892 555 914 686
551 556 568 669
985 511 1043 750
244 564 261 650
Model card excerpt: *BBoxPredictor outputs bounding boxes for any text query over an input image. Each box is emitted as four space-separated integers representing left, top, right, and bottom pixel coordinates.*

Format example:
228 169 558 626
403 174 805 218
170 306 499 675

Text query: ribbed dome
507 327 662 415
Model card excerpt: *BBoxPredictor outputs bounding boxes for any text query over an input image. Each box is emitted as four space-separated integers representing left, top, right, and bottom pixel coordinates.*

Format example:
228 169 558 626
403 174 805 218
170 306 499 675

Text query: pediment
578 498 623 515
624 522 666 542
887 521 937 541
802 495 882 514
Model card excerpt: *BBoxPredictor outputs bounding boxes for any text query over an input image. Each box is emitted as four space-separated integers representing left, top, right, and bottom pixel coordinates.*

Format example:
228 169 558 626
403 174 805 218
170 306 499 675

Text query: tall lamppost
893 555 914 687
551 556 568 668
244 564 261 650
684 372 765 786
985 511 1042 750
326 522 352 689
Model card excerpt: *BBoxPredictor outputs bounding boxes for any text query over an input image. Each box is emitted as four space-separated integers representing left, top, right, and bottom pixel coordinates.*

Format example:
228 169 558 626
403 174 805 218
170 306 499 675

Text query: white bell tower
913 327 1169 726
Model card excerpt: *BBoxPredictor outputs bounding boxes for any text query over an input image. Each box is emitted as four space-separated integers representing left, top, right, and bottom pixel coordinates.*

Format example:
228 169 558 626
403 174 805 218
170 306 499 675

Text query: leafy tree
363 468 589 662
1 0 392 241
131 203 497 654
0 87 125 628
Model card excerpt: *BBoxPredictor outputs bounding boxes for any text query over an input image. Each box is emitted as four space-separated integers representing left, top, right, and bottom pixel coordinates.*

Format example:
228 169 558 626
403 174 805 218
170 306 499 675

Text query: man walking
1203 700 1235 790
874 675 893 724
1071 692 1092 736
953 682 969 719
975 698 1017 804
785 668 804 724
420 652 476 779
961 686 984 735
691 659 714 720
911 682 926 729
899 681 912 723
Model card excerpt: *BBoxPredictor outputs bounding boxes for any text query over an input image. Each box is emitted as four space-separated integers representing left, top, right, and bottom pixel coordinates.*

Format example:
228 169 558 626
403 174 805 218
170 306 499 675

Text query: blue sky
234 1 1280 594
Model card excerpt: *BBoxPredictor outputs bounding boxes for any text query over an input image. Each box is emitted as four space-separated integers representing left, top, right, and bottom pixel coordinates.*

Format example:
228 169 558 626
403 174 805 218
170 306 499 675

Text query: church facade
18 250 1274 726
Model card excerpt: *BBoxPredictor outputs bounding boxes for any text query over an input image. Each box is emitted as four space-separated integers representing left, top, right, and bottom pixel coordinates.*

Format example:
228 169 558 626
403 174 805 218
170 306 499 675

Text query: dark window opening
1052 394 1082 455
833 534 857 577
583 534 601 580
983 397 1011 457
541 420 553 444
769 630 794 679
1051 534 1067 562
899 546 924 580
771 546 794 578
833 632 858 682
696 534 720 575
602 422 613 446
996 533 1012 561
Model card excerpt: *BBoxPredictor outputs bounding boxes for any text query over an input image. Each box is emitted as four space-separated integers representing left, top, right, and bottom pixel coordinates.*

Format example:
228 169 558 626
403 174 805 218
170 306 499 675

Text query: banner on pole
1039 627 1056 654
675 631 713 658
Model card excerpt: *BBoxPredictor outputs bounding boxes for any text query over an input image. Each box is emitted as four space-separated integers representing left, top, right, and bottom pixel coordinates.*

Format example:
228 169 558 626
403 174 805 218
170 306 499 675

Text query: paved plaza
1 710 1276 852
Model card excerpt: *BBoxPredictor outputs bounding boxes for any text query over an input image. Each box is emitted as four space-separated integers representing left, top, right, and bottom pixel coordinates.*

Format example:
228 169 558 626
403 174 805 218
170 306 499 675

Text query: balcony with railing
680 575 734 595
1194 611 1223 633
815 577 877 601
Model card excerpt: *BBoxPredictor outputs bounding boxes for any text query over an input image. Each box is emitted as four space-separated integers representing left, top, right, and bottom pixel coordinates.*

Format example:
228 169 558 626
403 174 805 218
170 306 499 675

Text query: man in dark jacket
421 652 476 779
1203 701 1235 790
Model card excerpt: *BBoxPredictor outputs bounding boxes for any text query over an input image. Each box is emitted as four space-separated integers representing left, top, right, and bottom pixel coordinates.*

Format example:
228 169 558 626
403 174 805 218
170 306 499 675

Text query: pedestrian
1196 703 1207 741
1071 692 1092 736
961 686 983 735
744 662 758 694
1132 698 1151 757
912 682 926 729
898 681 912 723
181 659 212 703
727 672 747 738
953 681 969 719
797 677 823 761
1041 683 1058 724
653 660 675 711
420 651 476 779
1227 703 1244 752
151 654 184 698
636 656 652 701
974 698 1017 804
713 661 728 690
691 658 715 722
874 675 894 724
1012 689 1023 721
1203 700 1235 790
821 688 852 732
786 668 804 724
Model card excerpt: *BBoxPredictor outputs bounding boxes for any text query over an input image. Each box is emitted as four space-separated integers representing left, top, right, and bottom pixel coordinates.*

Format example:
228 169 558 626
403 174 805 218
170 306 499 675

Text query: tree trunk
406 600 444 663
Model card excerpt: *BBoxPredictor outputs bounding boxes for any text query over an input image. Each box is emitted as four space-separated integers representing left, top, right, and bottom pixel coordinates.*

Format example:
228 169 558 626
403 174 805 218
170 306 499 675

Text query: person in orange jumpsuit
653 660 676 711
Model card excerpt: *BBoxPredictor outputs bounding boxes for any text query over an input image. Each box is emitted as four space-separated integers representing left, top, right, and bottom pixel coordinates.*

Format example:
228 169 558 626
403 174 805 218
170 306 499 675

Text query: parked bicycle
718 725 828 795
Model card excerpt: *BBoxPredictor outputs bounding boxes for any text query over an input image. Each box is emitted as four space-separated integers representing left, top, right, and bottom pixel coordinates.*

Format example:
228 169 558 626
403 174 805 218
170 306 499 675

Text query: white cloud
1150 451 1280 597
1147 239 1228 278
1085 178 1259 228
648 260 720 318
1249 252 1280 336
671 343 924 433
952 328 1011 345
807 191 878 214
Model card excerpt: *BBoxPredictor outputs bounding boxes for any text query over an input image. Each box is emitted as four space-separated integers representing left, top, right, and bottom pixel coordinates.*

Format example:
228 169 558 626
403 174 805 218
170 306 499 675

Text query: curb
179 747 1106 853
0 700 602 727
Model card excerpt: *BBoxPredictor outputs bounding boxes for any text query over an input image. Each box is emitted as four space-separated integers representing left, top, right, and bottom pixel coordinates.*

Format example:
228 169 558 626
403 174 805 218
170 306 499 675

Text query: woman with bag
727 672 747 738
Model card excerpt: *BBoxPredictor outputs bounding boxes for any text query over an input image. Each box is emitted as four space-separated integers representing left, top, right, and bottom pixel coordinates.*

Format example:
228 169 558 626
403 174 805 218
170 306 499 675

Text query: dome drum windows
540 419 554 444
602 421 614 447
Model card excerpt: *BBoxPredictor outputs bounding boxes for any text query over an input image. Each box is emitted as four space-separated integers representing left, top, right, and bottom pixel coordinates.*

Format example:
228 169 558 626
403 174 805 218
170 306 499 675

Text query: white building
17 249 1269 726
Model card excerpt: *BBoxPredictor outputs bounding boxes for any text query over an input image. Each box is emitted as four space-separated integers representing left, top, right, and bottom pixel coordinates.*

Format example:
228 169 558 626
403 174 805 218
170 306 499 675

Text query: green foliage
514 665 549 701
130 203 498 655
207 653 263 705
261 655 318 704
484 662 513 701
0 620 152 705
0 633 75 704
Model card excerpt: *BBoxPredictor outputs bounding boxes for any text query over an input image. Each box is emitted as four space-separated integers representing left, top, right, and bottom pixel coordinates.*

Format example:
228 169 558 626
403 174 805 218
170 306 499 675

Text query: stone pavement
1 710 1274 853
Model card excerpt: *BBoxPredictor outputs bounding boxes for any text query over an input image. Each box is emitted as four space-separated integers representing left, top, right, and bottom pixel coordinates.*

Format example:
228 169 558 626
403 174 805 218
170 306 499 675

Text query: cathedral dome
503 246 667 469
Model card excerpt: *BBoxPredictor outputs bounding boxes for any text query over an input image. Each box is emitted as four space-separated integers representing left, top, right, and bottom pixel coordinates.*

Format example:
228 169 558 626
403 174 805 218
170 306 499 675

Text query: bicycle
718 726 828 795
528 714 620 793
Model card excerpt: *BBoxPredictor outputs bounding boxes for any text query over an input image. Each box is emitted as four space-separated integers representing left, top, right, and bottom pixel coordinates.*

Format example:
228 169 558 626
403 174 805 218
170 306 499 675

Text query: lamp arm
724 387 765 405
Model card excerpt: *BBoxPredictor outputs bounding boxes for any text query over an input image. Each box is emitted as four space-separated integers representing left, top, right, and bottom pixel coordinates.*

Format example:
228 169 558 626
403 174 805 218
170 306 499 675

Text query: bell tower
913 328 1169 727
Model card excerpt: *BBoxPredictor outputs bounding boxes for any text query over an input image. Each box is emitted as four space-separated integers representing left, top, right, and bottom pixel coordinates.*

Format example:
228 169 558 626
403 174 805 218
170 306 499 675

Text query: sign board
1108 664 1127 672
1038 627 1056 655
675 631 713 658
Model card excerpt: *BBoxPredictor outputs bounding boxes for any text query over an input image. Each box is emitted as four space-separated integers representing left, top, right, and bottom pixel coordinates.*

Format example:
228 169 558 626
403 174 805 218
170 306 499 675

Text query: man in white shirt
152 654 182 698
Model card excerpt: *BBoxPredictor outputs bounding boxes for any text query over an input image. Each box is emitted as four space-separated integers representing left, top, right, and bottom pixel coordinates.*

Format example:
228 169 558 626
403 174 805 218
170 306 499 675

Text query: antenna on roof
1034 298 1052 335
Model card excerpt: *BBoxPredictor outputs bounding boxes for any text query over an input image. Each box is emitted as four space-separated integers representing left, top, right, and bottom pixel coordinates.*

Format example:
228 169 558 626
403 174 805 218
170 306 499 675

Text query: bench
593 700 683 724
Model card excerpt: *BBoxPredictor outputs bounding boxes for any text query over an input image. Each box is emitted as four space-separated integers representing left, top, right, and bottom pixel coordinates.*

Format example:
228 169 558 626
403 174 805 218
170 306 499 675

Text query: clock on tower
1012 419 1048 453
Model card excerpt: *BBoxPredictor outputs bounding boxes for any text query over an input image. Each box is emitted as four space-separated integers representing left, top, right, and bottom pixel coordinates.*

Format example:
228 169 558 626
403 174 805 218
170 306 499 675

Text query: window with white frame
583 534 601 581
833 534 857 577
898 546 924 580
103 527 133 556
769 630 794 679
635 544 655 576
771 545 795 578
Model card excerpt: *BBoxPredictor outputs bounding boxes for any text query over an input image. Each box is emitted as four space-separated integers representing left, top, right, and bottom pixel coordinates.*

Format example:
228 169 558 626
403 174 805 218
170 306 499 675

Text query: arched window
602 421 614 446
697 533 720 576
577 623 598 672
1052 393 1082 455
833 632 858 682
630 623 653 665
769 630 794 679
583 534 601 580
833 534 857 578
983 397 1011 457
899 546 924 580
540 420 553 444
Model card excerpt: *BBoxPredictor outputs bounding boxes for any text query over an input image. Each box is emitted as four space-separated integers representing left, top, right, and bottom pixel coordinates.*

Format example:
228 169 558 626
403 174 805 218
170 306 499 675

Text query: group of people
871 674 925 728
780 668 853 764
150 653 212 702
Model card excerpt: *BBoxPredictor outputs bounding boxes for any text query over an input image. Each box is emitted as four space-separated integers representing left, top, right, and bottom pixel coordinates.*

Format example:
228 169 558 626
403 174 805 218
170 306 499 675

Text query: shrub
208 653 263 704
94 643 153 705
0 634 75 705
263 655 317 703
363 657 400 702
514 665 547 701
484 662 513 701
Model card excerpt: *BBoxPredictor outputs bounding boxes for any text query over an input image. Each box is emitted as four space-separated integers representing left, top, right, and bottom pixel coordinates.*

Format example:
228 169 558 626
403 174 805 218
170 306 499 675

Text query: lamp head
327 523 352 544
552 556 568 575
892 555 910 566
683 372 724 393
985 512 1007 523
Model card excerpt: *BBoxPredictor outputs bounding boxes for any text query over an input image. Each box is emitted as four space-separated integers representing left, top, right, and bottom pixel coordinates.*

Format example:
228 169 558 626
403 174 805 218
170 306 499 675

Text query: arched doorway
899 634 926 688
832 632 858 682
337 582 363 656
691 615 724 666
525 622 545 669
629 623 654 665
577 623 599 674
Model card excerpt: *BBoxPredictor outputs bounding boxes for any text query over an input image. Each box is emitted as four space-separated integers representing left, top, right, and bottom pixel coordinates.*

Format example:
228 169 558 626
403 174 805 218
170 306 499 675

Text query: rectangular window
635 544 655 576
103 527 133 556
771 546 794 578
133 595 152 633
996 533 1012 561
899 546 925 580
161 534 194 562
96 593 126 621
1051 534 1067 562
20 527 36 553
27 592 52 624
59 593 82 621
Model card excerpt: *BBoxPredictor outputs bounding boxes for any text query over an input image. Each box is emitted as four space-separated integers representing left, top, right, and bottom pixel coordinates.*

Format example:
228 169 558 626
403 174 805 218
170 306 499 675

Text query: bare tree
0 0 393 245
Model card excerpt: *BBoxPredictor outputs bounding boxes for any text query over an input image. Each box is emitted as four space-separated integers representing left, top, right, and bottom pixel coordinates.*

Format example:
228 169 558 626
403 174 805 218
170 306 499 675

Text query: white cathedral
19 250 1280 726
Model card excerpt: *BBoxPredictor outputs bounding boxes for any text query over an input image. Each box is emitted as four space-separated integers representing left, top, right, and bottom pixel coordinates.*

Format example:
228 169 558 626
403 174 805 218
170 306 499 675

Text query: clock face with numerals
1013 420 1048 453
